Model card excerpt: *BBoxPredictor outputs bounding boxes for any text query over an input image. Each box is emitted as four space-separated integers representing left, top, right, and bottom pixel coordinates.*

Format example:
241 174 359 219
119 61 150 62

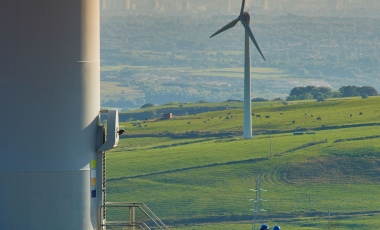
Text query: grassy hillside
123 97 380 135
118 101 246 121
106 97 380 229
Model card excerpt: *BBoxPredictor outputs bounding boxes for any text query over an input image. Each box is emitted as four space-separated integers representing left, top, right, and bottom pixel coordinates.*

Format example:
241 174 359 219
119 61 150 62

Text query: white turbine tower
210 0 266 139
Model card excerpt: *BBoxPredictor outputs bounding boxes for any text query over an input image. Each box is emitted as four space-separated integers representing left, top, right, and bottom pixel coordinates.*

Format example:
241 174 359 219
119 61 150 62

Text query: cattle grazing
292 120 296 124
359 112 363 115
317 117 321 121
265 115 270 119
187 122 191 124
256 114 261 118
311 115 314 117
350 114 352 117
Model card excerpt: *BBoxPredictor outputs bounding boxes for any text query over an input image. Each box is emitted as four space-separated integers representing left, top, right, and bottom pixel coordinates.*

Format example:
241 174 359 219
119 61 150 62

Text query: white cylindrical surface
0 0 100 229
243 31 252 139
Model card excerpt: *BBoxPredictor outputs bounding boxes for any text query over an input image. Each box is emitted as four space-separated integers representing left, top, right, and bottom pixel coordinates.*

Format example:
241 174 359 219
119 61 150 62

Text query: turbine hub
242 12 250 25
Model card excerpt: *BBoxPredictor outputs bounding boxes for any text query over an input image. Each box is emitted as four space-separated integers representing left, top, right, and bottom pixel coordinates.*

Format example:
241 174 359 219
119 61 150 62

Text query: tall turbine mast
210 0 265 139
0 0 103 229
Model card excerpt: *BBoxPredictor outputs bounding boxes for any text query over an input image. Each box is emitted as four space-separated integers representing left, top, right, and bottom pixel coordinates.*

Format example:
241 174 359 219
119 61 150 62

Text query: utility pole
269 134 272 158
250 178 267 230
308 195 312 216
328 210 331 230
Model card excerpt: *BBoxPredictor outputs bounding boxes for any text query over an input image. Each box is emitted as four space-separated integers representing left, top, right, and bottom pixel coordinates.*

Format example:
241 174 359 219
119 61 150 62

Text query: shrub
333 92 342 98
317 97 325 102
286 95 297 101
251 97 269 102
141 103 155 109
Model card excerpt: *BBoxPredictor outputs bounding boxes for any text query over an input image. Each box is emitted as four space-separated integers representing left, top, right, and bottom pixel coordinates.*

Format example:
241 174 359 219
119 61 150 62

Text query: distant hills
101 14 380 109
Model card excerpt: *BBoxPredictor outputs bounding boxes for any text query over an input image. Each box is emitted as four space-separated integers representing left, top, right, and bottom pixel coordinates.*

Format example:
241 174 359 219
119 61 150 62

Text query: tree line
287 86 378 101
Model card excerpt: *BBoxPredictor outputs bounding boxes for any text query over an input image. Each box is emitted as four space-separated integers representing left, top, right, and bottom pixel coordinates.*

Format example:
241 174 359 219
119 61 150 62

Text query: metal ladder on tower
98 109 169 229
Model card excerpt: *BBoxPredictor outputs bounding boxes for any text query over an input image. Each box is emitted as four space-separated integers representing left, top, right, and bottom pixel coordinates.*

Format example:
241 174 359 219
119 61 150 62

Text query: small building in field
163 113 173 119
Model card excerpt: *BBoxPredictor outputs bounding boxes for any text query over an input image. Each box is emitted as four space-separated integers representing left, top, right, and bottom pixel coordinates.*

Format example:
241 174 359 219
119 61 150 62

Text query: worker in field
260 224 269 230
273 226 281 230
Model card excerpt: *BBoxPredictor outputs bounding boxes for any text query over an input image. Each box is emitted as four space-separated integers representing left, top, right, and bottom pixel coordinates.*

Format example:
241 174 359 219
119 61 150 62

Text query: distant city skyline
100 0 380 14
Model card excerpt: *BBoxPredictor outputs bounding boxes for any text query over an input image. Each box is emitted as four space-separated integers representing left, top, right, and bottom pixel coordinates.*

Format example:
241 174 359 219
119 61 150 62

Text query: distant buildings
147 0 159 12
163 113 173 119
327 0 338 9
184 1 192 11
218 0 232 13
126 0 131 10
251 0 264 10
264 0 282 11
100 0 380 15
335 0 379 9
102 0 129 10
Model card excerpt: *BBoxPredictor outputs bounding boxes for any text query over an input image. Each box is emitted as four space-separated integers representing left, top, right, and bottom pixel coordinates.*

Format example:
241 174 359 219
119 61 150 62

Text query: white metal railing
101 202 170 230
101 220 150 230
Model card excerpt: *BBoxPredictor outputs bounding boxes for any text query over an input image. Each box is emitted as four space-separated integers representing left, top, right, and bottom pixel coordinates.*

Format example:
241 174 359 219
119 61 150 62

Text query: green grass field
123 101 245 115
172 214 380 230
123 97 380 134
106 97 380 229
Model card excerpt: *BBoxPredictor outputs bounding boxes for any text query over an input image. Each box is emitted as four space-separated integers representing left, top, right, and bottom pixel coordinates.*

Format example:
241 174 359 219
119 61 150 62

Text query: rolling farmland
106 97 380 229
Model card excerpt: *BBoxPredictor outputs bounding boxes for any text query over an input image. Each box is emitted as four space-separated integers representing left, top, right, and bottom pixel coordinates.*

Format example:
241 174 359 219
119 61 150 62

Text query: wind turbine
210 0 265 139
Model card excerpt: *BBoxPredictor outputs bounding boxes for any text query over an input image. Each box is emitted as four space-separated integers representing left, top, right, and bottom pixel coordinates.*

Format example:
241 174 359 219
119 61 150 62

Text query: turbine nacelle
240 12 250 25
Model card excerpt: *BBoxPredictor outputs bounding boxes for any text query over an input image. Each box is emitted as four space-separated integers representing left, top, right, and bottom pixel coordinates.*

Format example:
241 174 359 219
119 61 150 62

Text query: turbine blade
210 18 239 38
240 0 246 15
240 19 266 61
